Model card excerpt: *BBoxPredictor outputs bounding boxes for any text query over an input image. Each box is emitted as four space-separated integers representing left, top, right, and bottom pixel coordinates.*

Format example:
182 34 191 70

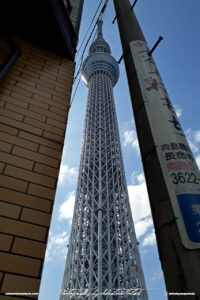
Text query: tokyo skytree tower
60 20 148 300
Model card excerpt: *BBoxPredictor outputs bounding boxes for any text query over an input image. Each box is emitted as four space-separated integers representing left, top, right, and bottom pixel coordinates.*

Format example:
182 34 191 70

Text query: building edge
0 1 84 298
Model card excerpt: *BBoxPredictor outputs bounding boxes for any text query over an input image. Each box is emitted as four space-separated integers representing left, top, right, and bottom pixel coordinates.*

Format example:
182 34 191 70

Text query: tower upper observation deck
81 20 119 86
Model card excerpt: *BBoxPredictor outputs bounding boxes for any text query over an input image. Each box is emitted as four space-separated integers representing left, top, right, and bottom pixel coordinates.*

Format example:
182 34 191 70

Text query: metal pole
98 94 103 300
113 0 200 298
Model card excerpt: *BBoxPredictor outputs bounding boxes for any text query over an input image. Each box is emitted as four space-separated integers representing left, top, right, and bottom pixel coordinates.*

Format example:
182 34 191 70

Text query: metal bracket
112 16 117 24
148 36 163 56
130 0 138 10
117 48 130 64
117 54 124 64
113 0 139 24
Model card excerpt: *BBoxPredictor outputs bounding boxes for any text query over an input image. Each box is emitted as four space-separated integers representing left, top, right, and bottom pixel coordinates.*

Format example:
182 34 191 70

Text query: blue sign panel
177 194 200 243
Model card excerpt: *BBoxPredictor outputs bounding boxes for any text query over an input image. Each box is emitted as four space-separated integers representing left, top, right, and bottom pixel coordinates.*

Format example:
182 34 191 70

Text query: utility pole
113 0 200 298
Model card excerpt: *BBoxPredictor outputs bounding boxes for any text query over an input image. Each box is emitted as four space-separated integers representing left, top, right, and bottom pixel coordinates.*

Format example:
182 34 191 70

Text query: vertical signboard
130 40 200 249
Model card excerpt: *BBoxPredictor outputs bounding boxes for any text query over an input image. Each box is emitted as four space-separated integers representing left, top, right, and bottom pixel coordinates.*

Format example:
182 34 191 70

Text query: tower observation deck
60 20 148 300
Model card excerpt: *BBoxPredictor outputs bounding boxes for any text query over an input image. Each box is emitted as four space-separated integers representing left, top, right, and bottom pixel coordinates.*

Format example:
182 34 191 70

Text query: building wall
69 0 84 35
0 37 74 298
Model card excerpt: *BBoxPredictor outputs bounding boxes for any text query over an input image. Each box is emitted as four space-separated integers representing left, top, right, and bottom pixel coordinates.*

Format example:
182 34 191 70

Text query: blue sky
39 1 200 299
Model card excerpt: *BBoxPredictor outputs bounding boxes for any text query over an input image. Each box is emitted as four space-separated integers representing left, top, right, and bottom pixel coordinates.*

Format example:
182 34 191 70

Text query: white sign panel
130 40 200 249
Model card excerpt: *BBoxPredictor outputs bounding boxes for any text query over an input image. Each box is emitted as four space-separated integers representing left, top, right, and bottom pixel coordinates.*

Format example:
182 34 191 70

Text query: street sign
130 40 200 249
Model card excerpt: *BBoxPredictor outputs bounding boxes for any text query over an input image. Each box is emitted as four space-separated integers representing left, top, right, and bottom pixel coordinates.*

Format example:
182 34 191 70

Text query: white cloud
130 171 139 185
58 191 75 222
194 130 200 143
123 130 140 153
128 181 151 223
196 155 200 169
186 128 199 153
185 128 200 168
190 141 199 153
131 171 145 185
58 164 77 185
174 104 182 118
45 231 68 262
135 217 153 239
142 230 156 247
137 172 145 184
150 271 163 282
128 172 156 248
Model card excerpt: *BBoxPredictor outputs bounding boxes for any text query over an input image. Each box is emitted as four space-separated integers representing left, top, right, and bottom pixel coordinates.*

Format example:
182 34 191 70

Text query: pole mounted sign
130 40 200 249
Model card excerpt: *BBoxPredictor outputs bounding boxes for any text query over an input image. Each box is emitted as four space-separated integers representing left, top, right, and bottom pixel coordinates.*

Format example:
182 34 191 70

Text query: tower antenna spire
97 19 103 39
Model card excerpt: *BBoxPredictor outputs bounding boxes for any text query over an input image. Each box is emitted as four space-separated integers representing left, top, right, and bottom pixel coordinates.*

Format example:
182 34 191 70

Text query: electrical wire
73 0 109 83
70 0 109 108
75 0 106 74
76 0 104 57
73 22 97 83
69 75 81 108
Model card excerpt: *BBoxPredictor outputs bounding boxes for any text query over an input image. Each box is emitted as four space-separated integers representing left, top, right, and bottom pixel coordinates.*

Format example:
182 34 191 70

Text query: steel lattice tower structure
60 20 148 300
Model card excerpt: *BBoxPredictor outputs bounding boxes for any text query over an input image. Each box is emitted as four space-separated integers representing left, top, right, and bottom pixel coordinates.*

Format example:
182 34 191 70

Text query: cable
69 75 81 107
74 1 108 80
70 0 109 109
74 0 109 83
76 0 104 57
73 21 97 83
92 1 107 42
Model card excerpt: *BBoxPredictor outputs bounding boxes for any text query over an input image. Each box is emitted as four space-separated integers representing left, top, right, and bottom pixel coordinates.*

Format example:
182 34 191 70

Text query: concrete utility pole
113 0 200 298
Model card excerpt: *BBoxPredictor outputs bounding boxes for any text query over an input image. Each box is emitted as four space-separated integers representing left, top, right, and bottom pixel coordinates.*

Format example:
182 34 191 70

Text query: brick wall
0 37 74 299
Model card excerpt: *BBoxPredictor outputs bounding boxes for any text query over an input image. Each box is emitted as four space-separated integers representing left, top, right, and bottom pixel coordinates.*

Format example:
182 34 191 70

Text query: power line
70 0 109 108
76 0 104 57
73 0 109 84
73 24 97 83
69 75 81 107
75 0 106 74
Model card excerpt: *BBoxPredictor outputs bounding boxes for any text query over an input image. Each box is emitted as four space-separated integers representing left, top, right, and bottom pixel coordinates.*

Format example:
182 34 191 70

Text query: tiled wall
0 37 74 298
